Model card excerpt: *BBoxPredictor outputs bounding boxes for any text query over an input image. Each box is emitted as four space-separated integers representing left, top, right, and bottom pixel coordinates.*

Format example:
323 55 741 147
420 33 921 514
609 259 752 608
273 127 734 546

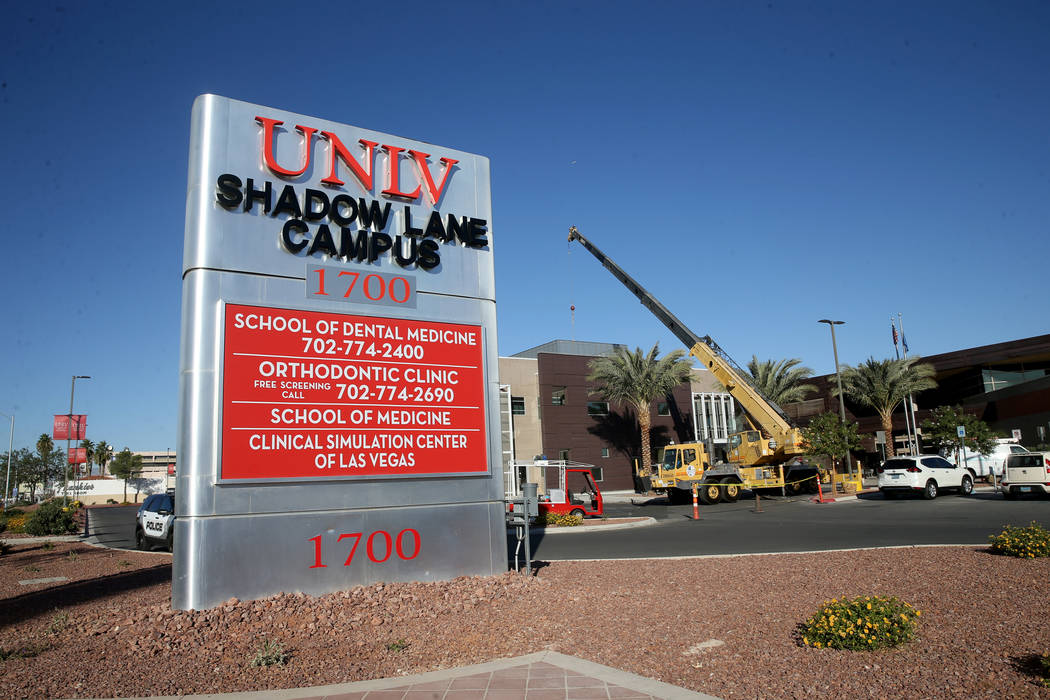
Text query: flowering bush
24 500 78 536
799 595 920 650
1 510 28 534
989 522 1050 558
534 512 582 527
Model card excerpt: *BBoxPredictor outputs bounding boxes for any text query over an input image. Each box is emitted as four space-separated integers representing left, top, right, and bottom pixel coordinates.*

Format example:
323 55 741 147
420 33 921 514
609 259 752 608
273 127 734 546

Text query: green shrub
799 595 921 650
1039 652 1050 687
989 522 1050 558
249 638 288 667
534 512 582 527
24 500 78 536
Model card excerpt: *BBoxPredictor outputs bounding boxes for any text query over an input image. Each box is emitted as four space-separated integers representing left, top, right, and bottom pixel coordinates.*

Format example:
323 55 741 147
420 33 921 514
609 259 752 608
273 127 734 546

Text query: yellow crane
567 226 823 504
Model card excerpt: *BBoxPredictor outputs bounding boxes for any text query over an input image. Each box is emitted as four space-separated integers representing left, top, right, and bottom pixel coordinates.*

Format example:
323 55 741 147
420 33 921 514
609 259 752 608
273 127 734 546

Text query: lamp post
0 412 12 509
818 320 852 478
65 375 90 506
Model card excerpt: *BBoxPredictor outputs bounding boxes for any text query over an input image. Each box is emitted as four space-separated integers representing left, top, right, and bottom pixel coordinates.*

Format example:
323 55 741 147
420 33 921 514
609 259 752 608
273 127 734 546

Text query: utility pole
819 320 852 478
1 412 12 509
65 376 90 506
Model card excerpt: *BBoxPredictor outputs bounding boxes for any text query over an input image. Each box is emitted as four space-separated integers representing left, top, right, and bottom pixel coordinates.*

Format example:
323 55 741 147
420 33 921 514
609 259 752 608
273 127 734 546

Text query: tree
2 448 35 501
835 357 937 458
747 356 817 405
80 439 95 478
587 344 693 480
94 441 113 477
801 412 862 470
920 405 997 457
108 448 143 504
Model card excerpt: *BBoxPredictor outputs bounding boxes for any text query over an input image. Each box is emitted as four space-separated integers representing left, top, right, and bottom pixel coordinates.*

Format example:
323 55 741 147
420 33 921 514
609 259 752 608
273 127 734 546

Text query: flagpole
892 318 915 455
898 312 920 455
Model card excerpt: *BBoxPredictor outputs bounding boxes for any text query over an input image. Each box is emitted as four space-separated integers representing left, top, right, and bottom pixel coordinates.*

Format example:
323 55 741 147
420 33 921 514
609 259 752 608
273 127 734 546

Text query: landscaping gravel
1 541 1048 699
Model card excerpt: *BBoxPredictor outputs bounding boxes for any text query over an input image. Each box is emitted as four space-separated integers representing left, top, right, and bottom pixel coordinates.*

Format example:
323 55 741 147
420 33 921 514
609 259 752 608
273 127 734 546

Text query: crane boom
567 225 798 441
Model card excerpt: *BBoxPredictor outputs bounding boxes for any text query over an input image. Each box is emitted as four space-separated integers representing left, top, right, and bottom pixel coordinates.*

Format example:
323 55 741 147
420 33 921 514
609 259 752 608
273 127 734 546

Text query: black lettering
424 211 448 241
272 184 302 218
304 189 330 222
331 195 358 226
281 219 310 253
244 178 272 213
467 218 488 248
358 198 392 231
215 173 243 209
369 232 392 262
446 214 467 244
418 239 440 270
307 223 338 257
403 206 424 237
340 228 369 261
393 235 418 267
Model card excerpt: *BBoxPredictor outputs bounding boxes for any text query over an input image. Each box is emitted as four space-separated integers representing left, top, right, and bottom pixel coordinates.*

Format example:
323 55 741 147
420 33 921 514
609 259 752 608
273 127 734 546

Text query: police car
135 490 175 551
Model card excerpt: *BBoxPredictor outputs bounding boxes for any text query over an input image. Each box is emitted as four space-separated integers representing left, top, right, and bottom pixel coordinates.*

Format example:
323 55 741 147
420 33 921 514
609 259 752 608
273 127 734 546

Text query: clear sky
1 1 1047 453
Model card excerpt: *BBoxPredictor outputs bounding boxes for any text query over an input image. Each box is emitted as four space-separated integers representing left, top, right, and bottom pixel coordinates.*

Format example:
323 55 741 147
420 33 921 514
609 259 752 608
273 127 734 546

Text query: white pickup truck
955 440 1029 480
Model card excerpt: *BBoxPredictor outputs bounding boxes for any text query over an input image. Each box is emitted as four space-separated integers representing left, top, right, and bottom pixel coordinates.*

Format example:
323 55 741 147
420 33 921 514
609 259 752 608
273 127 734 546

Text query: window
558 449 570 461
590 467 604 481
601 447 609 458
587 401 609 416
551 386 566 406
657 401 670 416
683 448 696 464
511 396 526 415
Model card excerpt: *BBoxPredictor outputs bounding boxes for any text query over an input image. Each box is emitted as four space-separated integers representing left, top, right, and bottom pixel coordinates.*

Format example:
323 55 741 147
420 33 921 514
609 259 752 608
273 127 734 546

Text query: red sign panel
53 415 87 441
68 447 88 464
220 304 488 480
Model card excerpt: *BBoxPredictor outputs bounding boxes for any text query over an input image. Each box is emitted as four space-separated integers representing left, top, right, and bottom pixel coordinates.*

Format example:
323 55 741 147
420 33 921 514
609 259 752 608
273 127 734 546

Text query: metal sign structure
176 95 504 610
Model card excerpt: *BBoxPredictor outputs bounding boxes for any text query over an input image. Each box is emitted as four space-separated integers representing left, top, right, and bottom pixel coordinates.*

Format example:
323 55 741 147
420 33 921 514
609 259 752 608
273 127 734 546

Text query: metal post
1 412 12 509
65 376 90 506
819 320 852 478
898 312 920 455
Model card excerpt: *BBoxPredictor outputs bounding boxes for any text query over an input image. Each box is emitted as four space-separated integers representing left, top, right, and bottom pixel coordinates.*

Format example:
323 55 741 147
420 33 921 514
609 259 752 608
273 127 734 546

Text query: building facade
499 340 727 492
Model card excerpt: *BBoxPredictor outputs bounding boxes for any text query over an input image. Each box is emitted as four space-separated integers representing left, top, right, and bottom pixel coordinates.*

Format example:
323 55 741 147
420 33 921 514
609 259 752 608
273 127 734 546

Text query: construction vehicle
567 226 825 505
511 460 604 518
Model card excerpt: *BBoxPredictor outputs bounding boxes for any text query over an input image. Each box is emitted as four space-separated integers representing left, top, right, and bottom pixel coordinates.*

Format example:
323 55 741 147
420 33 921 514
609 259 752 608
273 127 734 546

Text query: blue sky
1 1 1047 453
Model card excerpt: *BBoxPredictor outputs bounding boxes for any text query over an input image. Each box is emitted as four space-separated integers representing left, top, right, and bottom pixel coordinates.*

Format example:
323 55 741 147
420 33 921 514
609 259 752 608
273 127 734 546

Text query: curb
507 517 656 535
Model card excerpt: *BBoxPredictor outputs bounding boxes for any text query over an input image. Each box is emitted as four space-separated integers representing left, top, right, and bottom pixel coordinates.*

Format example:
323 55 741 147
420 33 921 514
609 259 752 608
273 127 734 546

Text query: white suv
878 455 974 499
135 491 175 551
1002 452 1050 498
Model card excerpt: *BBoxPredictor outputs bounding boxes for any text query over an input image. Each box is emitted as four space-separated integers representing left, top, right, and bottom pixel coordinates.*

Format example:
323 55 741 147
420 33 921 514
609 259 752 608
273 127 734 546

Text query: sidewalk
141 651 720 700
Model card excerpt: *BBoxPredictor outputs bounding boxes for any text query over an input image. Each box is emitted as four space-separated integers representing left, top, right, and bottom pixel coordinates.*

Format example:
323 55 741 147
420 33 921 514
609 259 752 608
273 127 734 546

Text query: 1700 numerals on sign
308 529 421 569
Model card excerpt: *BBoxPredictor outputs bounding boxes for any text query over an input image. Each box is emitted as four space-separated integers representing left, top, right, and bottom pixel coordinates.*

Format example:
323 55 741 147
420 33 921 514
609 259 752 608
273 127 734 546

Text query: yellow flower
866 603 872 610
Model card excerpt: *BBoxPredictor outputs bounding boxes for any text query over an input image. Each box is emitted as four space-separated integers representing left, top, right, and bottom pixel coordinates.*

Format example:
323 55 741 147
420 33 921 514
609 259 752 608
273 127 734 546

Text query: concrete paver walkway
150 651 719 700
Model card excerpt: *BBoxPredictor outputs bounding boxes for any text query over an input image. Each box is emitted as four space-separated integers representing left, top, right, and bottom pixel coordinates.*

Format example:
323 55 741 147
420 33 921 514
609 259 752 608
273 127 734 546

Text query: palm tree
94 441 113 477
835 357 937 458
80 439 95 477
747 356 817 405
36 433 53 460
587 344 693 479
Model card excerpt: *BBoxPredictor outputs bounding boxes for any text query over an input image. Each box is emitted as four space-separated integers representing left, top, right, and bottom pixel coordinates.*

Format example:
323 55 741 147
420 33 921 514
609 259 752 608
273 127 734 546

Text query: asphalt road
524 488 1050 561
85 504 143 550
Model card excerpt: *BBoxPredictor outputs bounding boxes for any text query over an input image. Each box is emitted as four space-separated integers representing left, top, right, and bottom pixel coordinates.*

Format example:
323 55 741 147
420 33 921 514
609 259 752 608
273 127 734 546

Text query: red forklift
532 462 604 519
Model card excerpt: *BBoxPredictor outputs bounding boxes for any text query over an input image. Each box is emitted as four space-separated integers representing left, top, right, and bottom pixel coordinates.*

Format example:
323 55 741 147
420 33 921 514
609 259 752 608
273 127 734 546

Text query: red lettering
308 535 326 568
381 145 421 199
389 277 410 304
338 532 362 566
366 530 392 562
312 268 328 296
363 274 384 301
410 151 459 205
396 528 421 560
337 270 360 298
321 131 378 190
256 117 317 177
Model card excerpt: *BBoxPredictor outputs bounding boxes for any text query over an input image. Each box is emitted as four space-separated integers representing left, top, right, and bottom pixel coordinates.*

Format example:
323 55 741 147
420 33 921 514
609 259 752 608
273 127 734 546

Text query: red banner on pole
68 447 88 464
53 415 87 441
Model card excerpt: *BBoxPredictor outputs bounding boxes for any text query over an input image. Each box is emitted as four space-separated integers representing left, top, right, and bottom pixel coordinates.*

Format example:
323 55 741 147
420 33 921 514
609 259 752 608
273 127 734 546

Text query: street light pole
818 320 852 478
0 412 12 510
65 375 90 506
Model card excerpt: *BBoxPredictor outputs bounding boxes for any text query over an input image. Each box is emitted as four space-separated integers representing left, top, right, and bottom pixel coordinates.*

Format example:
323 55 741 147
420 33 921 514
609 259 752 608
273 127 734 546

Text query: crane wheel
699 483 722 505
721 480 741 503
